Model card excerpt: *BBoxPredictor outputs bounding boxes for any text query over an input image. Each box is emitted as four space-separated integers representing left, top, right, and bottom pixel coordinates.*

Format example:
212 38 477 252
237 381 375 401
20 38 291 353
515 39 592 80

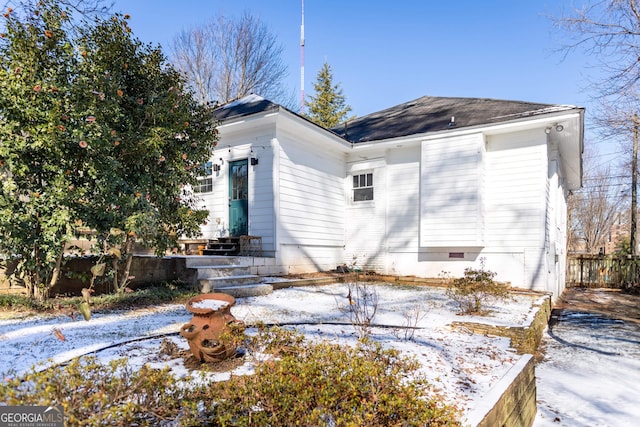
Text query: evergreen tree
0 1 217 299
305 61 352 128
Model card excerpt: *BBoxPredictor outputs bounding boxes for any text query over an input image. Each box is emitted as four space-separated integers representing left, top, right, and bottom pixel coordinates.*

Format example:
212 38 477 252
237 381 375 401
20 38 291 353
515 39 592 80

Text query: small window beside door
194 161 213 193
353 172 373 202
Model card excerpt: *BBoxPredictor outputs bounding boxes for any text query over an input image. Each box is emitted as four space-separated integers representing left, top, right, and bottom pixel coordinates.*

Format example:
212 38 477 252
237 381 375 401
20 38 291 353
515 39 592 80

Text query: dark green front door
229 159 248 236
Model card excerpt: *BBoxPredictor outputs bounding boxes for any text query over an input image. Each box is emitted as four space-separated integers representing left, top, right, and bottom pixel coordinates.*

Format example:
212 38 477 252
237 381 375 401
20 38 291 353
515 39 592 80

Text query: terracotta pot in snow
180 293 244 363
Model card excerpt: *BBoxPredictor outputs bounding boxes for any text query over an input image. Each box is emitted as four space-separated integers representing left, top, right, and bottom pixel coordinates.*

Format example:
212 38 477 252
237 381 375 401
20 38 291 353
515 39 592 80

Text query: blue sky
114 1 589 112
112 1 615 163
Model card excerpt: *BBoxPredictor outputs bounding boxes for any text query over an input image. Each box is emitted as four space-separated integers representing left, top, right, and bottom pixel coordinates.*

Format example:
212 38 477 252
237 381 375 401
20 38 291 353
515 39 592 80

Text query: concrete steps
185 256 243 267
192 265 251 278
211 283 274 298
186 256 272 297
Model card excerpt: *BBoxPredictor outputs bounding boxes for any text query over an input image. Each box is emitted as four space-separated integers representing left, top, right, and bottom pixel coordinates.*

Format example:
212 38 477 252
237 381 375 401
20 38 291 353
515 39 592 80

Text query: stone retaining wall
452 293 551 427
452 293 552 354
466 354 537 427
1 255 287 295
0 256 198 295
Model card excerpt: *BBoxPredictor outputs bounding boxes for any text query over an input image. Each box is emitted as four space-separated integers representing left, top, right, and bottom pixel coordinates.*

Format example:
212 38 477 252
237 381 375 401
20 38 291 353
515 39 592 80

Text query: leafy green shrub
0 283 196 315
88 282 198 308
0 293 56 311
206 329 460 426
0 357 200 426
0 327 461 426
446 258 509 315
246 322 306 355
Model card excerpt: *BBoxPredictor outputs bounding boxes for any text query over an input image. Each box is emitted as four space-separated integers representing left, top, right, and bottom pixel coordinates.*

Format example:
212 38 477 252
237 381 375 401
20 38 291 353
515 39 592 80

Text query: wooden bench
179 239 209 255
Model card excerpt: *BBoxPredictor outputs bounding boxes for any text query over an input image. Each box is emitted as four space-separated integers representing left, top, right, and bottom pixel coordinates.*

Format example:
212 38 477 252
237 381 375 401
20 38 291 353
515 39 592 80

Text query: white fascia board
216 111 278 135
481 110 584 136
573 108 585 188
277 109 353 151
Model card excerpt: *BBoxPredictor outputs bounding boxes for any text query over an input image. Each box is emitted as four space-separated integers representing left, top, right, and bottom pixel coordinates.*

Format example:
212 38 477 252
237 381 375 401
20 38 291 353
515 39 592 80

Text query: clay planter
180 293 244 363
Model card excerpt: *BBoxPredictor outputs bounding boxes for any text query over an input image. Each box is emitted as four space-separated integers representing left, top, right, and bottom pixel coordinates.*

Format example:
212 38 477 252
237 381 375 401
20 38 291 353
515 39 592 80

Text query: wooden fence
566 255 640 288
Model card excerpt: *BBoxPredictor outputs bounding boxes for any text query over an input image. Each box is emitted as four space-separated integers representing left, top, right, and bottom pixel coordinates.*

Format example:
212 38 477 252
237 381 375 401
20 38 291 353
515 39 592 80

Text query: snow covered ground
5 283 635 426
533 290 640 427
0 283 542 424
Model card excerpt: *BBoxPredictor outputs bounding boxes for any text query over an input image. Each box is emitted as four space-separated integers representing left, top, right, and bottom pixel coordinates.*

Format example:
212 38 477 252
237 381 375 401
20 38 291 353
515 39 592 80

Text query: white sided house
196 94 583 298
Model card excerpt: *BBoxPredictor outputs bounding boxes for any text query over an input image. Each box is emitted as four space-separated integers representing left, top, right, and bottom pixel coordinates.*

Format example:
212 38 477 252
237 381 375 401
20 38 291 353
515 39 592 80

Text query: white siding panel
344 146 421 271
485 130 546 250
420 133 485 247
344 157 387 271
279 176 343 202
386 147 422 251
485 129 550 292
277 131 345 248
250 142 275 251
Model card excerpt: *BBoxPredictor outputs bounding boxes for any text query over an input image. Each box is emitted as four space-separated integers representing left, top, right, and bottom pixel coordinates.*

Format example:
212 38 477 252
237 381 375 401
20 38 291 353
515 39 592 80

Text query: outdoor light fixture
251 157 259 166
545 124 564 134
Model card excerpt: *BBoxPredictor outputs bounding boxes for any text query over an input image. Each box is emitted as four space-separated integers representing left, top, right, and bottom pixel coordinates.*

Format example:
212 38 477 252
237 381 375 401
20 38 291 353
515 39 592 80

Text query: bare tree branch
1 0 113 35
2 0 112 18
554 1 640 255
170 11 291 106
569 148 626 253
553 0 640 101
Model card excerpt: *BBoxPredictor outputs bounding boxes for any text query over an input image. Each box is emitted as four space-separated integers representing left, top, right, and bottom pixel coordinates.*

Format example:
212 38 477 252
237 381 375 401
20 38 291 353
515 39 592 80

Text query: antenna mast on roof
300 0 305 114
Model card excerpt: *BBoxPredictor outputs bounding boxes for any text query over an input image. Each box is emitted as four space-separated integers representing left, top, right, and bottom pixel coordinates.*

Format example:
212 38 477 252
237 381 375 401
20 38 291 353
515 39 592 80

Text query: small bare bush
346 281 378 338
401 304 427 340
446 258 509 315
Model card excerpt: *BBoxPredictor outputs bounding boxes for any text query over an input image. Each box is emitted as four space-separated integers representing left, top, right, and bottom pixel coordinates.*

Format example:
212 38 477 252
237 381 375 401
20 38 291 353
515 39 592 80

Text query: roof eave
349 107 585 149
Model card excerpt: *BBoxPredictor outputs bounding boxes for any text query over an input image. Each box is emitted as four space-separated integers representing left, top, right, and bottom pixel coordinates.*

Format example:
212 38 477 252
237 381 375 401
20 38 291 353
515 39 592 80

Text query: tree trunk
117 236 135 293
33 243 43 302
48 243 65 294
26 277 34 299
632 114 638 256
112 256 119 293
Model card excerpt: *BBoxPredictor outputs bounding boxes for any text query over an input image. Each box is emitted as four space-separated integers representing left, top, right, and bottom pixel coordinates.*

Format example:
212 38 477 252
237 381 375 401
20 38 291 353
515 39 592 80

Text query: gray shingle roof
331 96 577 143
213 94 280 121
214 94 579 144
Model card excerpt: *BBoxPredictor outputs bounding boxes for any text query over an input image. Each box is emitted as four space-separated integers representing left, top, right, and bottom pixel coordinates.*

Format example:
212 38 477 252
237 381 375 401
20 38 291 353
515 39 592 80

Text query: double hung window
194 161 213 193
353 172 373 202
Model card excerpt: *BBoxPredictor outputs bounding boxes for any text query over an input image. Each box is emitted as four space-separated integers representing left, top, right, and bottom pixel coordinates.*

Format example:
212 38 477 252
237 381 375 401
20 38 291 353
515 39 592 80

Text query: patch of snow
533 300 640 426
0 304 190 376
191 299 229 311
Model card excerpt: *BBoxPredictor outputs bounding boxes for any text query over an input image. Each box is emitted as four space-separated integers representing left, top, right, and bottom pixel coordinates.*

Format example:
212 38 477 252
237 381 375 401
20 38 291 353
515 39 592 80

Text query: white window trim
195 161 213 193
350 170 374 204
